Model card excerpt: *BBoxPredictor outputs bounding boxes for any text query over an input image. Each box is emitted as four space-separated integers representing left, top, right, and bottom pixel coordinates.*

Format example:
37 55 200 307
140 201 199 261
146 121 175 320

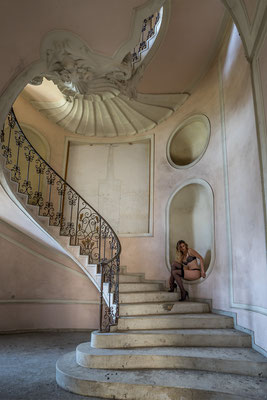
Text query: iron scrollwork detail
1 108 121 333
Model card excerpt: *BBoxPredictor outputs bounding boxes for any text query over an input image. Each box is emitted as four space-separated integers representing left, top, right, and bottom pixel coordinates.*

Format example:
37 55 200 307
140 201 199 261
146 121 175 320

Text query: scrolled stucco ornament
30 76 44 86
30 1 189 136
32 36 143 99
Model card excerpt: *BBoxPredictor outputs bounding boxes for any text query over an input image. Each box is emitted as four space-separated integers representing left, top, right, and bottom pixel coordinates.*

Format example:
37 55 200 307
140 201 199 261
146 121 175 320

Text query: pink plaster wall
258 31 267 136
123 26 267 352
0 220 99 331
222 27 267 309
13 96 77 176
138 0 225 93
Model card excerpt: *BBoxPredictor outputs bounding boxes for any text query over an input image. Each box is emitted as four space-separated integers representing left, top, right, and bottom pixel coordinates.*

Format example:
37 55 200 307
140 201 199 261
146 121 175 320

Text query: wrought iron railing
0 108 121 332
132 7 162 65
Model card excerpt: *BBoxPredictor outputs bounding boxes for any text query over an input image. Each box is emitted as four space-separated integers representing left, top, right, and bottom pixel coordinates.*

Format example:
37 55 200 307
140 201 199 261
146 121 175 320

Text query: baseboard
192 296 267 358
190 296 213 309
212 308 267 358
0 328 96 335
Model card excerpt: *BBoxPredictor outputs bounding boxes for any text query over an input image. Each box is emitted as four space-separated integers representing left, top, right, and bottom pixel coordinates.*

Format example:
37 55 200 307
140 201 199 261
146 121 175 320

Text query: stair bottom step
91 329 251 349
57 352 267 399
76 342 267 377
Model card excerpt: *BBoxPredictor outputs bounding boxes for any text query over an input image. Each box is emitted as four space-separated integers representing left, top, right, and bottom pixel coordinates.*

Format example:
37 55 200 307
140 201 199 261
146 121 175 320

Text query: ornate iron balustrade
132 8 162 65
0 108 121 332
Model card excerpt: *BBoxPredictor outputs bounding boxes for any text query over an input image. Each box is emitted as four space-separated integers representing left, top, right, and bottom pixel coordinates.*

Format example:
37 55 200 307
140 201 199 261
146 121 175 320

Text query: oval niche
167 180 214 282
167 114 210 168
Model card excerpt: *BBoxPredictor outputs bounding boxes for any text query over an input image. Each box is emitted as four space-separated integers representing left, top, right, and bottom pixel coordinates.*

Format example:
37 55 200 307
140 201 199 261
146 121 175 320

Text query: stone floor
0 331 107 400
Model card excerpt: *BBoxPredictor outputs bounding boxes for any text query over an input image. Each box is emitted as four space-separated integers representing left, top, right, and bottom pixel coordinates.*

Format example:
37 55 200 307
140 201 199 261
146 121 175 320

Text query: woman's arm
189 248 206 278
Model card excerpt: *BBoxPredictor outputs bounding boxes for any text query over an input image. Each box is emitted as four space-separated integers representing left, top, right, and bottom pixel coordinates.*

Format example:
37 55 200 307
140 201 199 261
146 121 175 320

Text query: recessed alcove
166 179 214 282
167 114 210 168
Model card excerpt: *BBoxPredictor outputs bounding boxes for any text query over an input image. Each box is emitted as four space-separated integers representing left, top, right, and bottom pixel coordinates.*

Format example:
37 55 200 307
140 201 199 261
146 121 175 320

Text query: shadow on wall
168 181 214 276
204 249 211 270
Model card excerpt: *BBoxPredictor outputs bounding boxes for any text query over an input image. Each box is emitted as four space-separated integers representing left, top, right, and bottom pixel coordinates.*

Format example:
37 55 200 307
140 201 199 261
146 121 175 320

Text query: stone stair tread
120 290 174 294
120 291 171 295
119 313 226 320
94 328 249 336
57 352 267 399
119 291 180 303
78 342 267 362
120 290 177 294
119 284 161 287
120 300 206 305
116 312 234 330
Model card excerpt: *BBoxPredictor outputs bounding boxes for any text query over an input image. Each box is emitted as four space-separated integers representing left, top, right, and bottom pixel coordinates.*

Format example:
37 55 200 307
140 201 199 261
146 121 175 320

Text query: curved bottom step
56 352 267 399
76 342 267 377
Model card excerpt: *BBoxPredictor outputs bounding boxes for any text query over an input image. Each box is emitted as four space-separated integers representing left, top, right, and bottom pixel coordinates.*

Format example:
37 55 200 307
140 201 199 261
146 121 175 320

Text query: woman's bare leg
184 270 201 280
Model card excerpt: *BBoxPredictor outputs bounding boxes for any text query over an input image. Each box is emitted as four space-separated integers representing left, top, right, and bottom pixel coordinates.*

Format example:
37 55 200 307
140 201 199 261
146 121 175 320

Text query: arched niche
166 179 215 283
167 114 210 168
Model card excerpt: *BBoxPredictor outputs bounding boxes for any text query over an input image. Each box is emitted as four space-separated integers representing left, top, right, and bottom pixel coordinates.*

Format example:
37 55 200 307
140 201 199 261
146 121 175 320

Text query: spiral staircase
1 109 267 399
0 109 121 332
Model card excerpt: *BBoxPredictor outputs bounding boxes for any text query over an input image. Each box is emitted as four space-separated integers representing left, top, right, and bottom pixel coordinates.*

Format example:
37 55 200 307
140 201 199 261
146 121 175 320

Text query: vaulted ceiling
16 0 258 137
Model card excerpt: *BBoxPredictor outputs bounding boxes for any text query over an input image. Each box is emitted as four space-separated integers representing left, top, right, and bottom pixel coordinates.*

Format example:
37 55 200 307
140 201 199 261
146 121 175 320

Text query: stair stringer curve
0 151 113 299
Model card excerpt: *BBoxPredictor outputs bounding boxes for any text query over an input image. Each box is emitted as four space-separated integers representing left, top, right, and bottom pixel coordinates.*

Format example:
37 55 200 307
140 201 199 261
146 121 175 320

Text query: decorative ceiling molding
33 32 142 99
29 0 188 136
33 0 169 99
222 0 267 58
31 93 188 137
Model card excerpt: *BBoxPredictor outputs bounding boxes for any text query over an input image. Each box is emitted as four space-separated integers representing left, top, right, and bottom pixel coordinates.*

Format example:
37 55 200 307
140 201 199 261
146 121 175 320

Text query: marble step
119 301 210 316
57 352 267 399
91 328 252 349
119 291 179 304
119 274 143 283
115 313 234 330
119 282 163 293
76 342 267 377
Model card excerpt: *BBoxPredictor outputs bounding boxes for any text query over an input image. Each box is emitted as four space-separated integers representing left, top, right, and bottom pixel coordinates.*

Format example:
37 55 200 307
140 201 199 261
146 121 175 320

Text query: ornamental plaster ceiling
22 0 230 137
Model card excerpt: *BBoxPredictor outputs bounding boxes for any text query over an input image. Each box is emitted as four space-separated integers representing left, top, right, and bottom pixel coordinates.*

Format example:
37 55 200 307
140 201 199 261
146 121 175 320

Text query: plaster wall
66 141 150 235
0 219 99 331
253 24 267 223
13 96 74 177
121 26 267 353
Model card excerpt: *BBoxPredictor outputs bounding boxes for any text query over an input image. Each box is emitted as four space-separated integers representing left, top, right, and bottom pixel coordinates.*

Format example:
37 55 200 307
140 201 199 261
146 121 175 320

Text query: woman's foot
179 290 189 301
168 283 177 292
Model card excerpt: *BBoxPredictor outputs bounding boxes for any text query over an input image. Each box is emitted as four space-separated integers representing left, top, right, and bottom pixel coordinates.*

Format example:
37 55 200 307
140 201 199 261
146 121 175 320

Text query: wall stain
163 303 174 311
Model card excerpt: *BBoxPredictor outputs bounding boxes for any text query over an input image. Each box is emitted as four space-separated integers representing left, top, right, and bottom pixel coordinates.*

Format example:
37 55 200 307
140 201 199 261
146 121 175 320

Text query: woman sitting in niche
169 240 206 301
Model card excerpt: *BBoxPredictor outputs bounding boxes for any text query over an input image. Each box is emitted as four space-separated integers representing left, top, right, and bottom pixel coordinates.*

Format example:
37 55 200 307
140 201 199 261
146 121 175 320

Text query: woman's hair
175 240 188 263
